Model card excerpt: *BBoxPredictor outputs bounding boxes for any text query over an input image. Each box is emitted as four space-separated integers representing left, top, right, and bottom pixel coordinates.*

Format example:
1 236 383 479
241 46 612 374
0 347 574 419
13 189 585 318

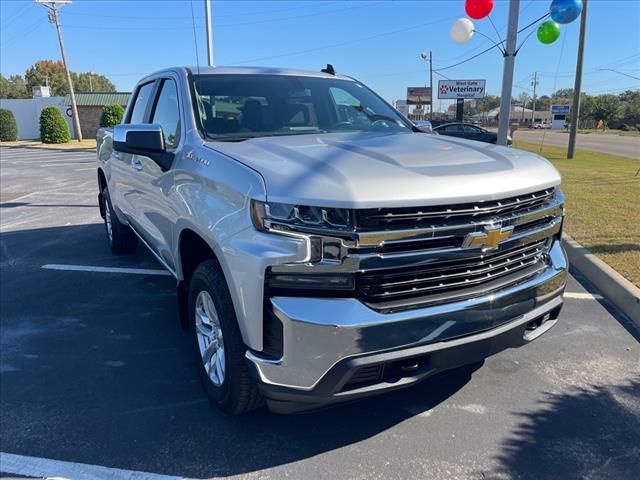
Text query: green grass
556 129 640 136
516 142 640 287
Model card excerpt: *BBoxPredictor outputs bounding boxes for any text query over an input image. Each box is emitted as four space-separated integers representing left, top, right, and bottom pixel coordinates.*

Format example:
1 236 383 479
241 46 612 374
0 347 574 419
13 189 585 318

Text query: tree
74 72 116 92
0 74 29 99
25 60 69 96
0 109 18 141
536 95 552 112
619 90 640 127
40 106 70 143
25 60 116 96
100 104 124 128
589 94 620 125
475 95 501 112
551 88 573 101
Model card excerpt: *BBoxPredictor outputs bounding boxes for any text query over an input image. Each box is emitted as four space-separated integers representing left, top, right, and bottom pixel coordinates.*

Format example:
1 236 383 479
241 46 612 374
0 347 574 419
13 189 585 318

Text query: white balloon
451 18 475 44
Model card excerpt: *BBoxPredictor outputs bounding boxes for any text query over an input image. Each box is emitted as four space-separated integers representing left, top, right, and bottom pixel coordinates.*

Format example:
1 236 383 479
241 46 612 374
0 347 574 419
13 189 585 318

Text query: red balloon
465 0 494 20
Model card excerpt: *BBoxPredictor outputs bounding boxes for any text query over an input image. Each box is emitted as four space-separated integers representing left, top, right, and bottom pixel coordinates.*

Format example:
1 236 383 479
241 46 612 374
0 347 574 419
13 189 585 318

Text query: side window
128 82 155 124
151 79 181 151
445 124 462 133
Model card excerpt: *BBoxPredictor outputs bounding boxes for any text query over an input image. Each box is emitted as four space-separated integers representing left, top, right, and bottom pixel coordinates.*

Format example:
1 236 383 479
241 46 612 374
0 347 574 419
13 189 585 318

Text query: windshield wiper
208 130 327 142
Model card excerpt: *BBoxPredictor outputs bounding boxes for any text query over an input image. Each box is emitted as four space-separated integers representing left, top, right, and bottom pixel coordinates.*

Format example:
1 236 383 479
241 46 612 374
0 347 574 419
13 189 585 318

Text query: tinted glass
444 124 463 133
129 82 155 124
193 74 411 140
152 79 181 150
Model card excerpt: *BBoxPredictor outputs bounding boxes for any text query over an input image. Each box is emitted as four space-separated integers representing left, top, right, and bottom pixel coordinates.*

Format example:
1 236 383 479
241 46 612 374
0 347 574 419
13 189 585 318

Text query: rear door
109 80 157 218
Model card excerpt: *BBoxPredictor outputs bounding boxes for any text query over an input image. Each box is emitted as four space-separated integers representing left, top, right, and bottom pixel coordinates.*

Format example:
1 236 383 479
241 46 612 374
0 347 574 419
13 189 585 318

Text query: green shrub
39 106 70 143
620 123 630 131
0 108 18 141
100 103 125 128
636 124 640 132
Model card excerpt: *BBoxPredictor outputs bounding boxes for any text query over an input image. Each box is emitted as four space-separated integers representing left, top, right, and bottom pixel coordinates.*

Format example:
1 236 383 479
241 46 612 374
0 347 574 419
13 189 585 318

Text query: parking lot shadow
489 378 640 480
0 223 481 478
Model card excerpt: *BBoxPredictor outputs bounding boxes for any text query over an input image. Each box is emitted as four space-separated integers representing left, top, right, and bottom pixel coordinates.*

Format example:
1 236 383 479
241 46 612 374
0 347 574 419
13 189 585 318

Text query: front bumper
246 240 567 411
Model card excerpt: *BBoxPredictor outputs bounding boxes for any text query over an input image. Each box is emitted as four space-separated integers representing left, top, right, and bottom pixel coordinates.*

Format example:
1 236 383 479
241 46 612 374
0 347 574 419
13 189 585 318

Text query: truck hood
205 131 561 208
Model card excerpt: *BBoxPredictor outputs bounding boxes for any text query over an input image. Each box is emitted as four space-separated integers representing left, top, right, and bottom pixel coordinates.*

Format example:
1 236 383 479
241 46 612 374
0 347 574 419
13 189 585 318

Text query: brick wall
78 106 103 139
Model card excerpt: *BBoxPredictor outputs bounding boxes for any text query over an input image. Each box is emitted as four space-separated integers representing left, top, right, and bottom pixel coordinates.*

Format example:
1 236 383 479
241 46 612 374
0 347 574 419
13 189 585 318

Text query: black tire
188 259 263 415
101 187 138 254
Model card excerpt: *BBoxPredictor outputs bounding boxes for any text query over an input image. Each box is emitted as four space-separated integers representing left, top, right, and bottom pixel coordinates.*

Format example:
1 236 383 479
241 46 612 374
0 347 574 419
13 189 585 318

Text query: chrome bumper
246 240 567 393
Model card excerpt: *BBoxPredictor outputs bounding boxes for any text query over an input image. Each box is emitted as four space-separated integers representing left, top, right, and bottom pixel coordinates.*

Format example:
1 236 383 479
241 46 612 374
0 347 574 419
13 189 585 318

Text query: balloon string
487 15 504 45
514 12 552 55
472 29 506 55
435 11 551 72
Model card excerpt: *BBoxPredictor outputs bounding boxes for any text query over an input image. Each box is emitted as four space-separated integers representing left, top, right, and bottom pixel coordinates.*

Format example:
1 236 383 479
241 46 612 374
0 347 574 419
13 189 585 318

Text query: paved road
513 129 640 159
1 147 639 480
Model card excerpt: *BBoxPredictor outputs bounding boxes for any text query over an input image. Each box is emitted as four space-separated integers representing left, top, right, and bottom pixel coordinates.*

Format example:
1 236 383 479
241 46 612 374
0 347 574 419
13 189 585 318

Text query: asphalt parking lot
1 146 639 480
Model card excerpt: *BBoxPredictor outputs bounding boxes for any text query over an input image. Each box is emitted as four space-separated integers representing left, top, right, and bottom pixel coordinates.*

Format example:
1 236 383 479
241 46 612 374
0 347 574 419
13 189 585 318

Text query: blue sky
1 0 638 108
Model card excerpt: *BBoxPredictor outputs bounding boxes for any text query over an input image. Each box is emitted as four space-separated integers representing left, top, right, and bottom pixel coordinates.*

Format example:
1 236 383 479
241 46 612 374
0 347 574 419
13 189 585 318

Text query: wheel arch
175 227 247 343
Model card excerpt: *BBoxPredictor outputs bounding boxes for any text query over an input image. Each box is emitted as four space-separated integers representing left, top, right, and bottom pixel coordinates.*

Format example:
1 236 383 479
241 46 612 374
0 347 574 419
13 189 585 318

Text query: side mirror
113 124 173 170
114 123 164 154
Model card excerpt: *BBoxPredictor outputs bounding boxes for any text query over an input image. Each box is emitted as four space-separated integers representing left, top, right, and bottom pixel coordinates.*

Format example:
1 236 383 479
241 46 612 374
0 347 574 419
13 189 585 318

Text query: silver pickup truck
97 66 567 414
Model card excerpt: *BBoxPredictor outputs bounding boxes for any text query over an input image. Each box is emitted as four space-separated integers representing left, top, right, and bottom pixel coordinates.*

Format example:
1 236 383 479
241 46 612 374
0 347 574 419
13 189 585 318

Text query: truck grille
356 188 555 231
357 240 549 306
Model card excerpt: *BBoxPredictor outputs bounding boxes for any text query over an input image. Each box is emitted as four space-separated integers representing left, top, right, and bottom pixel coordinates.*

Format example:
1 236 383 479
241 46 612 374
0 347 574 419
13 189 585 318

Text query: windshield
192 74 412 140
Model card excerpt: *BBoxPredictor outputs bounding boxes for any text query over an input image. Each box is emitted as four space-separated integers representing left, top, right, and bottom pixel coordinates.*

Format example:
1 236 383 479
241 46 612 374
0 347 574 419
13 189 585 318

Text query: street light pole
531 71 538 123
35 0 82 142
204 0 215 66
429 50 433 122
497 0 520 146
568 0 588 159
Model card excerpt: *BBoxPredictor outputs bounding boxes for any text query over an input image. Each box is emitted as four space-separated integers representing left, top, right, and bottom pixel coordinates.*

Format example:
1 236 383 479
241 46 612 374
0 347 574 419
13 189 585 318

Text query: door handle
132 159 143 171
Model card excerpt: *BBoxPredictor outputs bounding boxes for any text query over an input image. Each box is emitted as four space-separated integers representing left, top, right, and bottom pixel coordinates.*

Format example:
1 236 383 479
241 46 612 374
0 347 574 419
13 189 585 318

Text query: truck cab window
152 79 181 151
129 82 154 124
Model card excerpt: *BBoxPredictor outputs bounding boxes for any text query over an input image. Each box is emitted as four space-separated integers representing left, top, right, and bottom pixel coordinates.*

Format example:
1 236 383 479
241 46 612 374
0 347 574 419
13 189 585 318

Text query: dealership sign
406 87 432 105
437 80 486 99
551 104 571 114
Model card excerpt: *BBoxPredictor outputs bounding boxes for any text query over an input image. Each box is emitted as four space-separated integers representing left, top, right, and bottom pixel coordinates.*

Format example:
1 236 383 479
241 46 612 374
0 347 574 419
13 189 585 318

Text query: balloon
451 18 475 44
550 0 583 24
465 0 494 20
537 20 561 44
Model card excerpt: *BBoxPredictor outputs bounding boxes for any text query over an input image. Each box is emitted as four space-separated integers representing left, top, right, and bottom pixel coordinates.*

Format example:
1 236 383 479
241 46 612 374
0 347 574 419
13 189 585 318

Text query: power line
230 15 457 65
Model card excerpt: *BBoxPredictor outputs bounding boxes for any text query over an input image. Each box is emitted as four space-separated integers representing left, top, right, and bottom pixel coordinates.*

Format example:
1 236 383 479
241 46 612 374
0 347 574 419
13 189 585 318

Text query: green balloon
537 21 561 44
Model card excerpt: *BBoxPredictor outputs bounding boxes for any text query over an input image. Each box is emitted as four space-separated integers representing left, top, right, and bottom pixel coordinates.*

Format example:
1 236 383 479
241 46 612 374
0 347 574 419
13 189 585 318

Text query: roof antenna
321 64 336 75
190 0 201 74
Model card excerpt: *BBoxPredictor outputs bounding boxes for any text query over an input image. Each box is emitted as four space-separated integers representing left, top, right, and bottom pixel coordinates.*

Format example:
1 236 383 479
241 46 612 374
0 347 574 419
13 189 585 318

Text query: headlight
251 200 353 233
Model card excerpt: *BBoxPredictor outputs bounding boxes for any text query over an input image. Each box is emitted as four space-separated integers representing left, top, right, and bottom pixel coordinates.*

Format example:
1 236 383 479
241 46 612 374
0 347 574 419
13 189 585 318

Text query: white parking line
42 264 172 276
564 292 604 300
0 452 192 480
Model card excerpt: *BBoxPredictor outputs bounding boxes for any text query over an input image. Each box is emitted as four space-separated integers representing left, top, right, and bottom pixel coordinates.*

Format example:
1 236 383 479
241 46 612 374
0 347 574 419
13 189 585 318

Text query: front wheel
188 260 263 415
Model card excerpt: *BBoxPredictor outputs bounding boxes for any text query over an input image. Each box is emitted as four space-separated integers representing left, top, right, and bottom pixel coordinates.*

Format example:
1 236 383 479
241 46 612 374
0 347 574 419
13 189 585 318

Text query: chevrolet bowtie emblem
463 225 514 250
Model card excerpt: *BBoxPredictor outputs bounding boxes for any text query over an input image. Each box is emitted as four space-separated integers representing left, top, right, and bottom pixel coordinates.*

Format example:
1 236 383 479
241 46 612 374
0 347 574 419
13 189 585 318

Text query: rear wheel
188 259 263 415
101 187 138 254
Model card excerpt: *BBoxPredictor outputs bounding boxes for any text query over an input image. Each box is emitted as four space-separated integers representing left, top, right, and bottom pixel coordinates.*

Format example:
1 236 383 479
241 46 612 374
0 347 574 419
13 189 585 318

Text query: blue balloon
550 0 583 24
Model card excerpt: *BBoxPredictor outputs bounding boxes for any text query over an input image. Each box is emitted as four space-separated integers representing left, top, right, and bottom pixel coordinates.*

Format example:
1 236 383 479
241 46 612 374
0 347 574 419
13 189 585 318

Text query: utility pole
531 72 538 123
35 0 82 142
568 0 588 159
429 50 433 121
497 0 520 146
204 0 214 66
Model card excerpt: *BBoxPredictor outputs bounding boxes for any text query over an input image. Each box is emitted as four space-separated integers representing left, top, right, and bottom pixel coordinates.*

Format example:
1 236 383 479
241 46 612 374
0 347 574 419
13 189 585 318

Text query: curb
0 145 96 153
562 235 640 326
